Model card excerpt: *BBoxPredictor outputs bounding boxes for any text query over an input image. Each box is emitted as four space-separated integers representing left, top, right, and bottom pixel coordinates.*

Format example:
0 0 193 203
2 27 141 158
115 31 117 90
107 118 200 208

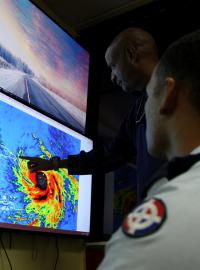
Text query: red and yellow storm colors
14 158 79 229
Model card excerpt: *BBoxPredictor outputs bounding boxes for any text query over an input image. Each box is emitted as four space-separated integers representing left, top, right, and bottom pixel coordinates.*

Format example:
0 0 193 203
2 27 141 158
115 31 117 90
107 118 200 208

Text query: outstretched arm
19 156 68 172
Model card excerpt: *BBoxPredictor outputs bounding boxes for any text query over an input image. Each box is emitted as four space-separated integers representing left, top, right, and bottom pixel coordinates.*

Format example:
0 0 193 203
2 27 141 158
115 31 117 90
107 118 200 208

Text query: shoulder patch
122 198 166 238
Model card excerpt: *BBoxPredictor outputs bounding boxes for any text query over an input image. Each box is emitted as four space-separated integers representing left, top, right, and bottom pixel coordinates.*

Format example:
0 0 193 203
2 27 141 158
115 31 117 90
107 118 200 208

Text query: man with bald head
105 28 158 93
20 28 164 203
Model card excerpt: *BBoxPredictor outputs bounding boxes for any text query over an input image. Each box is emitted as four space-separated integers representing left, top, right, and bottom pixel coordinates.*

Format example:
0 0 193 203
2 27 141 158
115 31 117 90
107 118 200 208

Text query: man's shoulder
99 172 200 270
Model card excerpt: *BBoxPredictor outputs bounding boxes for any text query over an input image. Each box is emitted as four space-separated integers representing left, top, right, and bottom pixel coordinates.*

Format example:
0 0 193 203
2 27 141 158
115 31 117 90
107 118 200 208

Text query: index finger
19 156 35 161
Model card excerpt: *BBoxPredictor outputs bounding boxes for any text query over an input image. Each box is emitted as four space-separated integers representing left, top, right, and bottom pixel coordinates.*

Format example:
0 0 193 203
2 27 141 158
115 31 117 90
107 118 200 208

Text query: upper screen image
0 0 90 133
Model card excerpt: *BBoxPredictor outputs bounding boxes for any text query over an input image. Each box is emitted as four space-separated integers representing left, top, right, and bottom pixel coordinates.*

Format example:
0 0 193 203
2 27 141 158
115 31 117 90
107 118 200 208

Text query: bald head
105 27 159 93
110 27 158 59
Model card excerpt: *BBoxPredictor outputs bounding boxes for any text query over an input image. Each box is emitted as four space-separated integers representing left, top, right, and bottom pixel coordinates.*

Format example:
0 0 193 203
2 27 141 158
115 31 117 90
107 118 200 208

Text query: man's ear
159 77 177 115
125 46 137 64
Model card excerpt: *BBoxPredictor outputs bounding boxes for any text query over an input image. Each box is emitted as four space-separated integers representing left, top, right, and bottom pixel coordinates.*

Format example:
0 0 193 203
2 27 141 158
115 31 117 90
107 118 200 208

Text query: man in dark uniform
20 28 164 202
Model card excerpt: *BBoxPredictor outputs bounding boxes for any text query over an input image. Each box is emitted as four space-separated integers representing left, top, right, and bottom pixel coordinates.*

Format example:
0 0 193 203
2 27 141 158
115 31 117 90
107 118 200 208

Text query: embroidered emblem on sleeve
122 198 166 238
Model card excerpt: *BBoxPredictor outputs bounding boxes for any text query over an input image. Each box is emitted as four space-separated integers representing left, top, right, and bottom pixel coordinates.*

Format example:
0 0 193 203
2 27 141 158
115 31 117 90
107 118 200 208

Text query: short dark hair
156 30 200 112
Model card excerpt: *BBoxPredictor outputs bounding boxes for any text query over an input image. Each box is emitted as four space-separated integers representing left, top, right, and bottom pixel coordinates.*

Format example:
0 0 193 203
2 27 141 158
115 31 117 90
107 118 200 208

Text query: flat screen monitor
0 91 93 236
0 0 90 133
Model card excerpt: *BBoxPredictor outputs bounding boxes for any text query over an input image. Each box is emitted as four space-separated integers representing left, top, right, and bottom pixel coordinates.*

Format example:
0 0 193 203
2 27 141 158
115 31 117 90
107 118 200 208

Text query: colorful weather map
0 99 81 232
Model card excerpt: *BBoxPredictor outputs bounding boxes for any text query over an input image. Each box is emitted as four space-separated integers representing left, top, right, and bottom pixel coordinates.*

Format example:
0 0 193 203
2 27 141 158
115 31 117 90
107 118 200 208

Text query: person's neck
166 112 200 159
143 61 157 82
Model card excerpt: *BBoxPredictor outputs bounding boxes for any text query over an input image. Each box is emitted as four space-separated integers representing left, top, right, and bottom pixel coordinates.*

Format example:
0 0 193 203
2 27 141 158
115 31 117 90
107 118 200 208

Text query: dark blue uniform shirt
68 92 165 201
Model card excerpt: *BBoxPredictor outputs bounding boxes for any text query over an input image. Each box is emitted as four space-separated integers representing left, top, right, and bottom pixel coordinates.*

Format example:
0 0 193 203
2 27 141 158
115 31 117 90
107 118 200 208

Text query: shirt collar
143 147 200 199
190 145 200 154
